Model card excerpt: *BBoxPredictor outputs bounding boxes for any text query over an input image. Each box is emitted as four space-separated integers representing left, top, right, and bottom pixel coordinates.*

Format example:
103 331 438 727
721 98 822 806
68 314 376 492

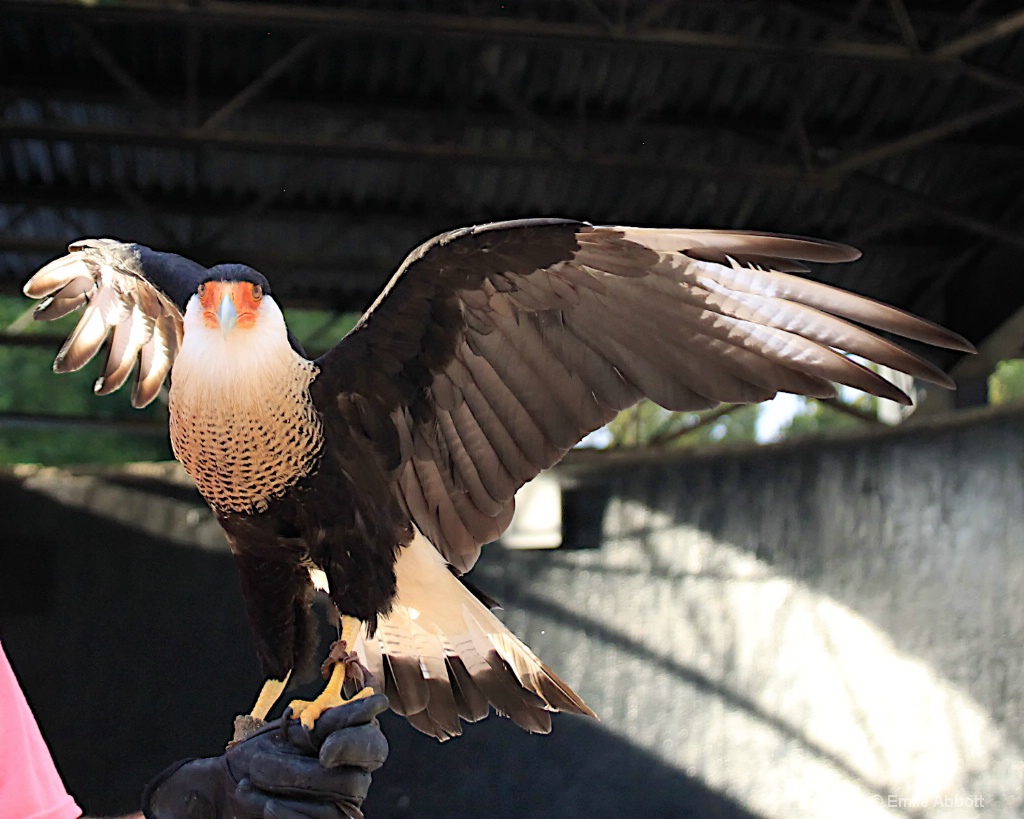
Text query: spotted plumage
24 218 974 740
169 340 321 514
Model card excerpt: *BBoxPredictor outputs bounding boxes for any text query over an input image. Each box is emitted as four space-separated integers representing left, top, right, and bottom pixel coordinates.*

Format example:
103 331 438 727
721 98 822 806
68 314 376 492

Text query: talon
349 685 375 703
289 646 376 729
289 620 379 729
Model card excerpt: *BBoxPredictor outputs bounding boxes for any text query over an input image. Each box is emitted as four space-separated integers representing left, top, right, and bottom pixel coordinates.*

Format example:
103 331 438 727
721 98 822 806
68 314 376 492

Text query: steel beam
71 24 177 131
886 0 920 53
847 172 1024 251
0 119 805 182
934 8 1024 58
198 33 322 133
6 82 1024 163
824 95 1024 178
0 0 959 71
0 410 168 435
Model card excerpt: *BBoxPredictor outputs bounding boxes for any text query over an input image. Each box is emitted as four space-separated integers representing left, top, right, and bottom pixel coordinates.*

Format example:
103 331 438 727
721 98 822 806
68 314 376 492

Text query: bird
23 218 974 740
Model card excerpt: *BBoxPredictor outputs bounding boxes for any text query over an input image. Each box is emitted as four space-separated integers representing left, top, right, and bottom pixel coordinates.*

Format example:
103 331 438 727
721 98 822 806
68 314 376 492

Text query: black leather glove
142 694 389 819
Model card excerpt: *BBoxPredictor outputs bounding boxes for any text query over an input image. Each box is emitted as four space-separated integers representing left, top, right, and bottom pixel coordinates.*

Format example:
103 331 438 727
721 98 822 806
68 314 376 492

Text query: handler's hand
142 694 389 819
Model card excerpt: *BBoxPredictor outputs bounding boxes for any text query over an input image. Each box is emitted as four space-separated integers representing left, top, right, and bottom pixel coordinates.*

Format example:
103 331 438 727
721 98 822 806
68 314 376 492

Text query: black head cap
204 263 272 294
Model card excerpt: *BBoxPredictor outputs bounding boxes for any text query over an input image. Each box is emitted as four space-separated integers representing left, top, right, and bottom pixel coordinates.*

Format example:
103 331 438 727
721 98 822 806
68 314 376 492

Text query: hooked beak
217 292 238 336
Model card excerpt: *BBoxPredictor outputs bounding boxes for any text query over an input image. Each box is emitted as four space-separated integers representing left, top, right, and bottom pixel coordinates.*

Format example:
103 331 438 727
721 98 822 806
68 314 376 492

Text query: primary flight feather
23 219 973 740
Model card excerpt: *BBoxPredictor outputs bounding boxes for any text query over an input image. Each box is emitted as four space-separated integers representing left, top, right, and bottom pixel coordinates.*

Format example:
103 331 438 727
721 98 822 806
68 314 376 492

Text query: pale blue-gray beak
217 293 238 336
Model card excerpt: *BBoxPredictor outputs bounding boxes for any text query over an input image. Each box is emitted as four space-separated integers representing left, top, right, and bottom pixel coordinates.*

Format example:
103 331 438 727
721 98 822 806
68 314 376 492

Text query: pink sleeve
0 641 83 819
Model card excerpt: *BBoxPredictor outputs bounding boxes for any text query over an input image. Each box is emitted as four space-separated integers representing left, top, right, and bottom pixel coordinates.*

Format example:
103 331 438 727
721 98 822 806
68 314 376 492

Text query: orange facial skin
199 281 263 330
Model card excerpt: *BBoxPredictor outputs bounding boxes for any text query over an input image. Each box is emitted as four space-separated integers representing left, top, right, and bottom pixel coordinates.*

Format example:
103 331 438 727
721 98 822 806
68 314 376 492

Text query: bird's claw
288 685 376 730
288 640 378 729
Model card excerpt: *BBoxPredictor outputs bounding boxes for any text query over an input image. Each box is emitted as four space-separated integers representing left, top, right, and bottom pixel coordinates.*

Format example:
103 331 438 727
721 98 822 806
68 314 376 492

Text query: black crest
204 263 272 294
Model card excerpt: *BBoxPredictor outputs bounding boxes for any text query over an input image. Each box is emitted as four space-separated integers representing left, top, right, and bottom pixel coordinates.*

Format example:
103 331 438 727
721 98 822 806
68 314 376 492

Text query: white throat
173 294 307 401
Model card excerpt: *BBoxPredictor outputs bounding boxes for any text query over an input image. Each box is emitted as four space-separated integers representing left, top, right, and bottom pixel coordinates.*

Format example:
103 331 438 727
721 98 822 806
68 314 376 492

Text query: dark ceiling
2 0 1024 375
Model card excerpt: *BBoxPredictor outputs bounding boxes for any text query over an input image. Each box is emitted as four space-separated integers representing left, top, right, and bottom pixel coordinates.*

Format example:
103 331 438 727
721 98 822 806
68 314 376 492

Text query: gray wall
3 407 1024 818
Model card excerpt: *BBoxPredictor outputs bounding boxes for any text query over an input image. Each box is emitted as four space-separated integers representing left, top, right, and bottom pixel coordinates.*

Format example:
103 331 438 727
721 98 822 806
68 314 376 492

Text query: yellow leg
339 614 361 648
288 616 372 729
249 671 292 721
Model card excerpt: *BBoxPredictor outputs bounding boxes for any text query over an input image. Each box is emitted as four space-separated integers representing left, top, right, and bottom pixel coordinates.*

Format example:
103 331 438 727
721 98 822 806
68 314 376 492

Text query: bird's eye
198 283 206 298
252 284 263 301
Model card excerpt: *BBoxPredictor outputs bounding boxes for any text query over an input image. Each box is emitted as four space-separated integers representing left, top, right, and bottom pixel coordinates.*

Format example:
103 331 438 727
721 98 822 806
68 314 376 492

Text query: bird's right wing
316 220 975 575
23 239 208 407
312 219 975 740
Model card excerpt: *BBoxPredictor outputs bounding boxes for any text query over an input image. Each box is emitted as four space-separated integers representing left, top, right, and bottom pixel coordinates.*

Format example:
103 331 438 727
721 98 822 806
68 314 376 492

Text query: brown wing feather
23 239 208 408
315 219 974 573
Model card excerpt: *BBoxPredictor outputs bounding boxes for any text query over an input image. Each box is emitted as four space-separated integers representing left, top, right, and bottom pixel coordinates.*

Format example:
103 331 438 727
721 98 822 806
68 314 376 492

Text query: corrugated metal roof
1 0 1023 364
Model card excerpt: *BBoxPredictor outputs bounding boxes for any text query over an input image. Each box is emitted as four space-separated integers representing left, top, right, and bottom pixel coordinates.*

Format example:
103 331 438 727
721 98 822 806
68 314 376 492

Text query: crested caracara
23 219 973 739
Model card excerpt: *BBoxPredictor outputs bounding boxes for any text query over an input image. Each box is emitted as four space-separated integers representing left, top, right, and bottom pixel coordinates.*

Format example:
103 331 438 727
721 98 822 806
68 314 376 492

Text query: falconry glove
142 694 389 819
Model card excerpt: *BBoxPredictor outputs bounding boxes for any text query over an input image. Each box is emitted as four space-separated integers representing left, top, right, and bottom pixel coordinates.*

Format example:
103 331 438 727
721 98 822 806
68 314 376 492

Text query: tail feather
445 654 491 723
487 628 594 715
376 618 430 715
411 629 462 738
462 611 551 732
355 530 595 741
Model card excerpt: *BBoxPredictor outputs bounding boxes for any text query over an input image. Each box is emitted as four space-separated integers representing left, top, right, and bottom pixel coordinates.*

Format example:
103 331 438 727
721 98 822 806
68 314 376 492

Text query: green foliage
0 296 169 465
0 294 360 466
602 392 879 449
605 400 761 449
279 308 359 355
605 401 684 448
989 359 1024 405
691 404 761 445
773 397 867 440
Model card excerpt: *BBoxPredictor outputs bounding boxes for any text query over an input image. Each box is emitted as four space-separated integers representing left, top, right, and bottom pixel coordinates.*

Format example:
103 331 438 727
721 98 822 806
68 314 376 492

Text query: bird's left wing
315 219 974 574
23 239 208 407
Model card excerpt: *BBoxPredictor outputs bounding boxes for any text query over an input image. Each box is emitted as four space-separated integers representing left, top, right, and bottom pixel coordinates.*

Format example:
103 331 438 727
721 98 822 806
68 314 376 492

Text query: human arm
0 641 84 819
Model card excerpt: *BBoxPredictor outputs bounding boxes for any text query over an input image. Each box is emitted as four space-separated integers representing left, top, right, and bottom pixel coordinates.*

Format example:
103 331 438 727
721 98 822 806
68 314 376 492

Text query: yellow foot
289 624 378 729
289 681 375 730
288 635 376 729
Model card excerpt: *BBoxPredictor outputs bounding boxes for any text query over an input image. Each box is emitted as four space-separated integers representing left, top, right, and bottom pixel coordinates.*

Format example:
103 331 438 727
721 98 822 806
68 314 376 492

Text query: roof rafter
823 94 1024 178
7 83 1023 163
1 0 966 72
4 115 1023 254
0 118 806 182
886 0 921 53
198 33 323 133
933 8 1024 58
71 24 176 131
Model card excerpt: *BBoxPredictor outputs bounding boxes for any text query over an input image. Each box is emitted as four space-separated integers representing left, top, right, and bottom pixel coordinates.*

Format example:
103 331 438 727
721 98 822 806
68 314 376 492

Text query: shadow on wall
498 411 1024 817
367 712 764 819
565 413 1024 710
0 474 761 819
4 409 1024 818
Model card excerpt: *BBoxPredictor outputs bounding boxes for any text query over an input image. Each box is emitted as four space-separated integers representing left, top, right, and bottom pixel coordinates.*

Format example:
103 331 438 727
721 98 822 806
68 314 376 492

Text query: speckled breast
169 365 324 514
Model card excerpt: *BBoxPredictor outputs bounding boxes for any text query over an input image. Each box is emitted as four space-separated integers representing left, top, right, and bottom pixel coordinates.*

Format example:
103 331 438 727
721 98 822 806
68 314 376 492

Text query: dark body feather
214 400 413 681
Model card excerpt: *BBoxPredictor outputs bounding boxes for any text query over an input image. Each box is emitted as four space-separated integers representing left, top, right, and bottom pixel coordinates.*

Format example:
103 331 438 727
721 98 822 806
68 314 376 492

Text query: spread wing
23 239 209 408
315 218 974 573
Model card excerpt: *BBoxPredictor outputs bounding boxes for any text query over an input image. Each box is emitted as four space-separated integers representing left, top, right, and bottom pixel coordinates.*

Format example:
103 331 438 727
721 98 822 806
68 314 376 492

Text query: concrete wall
3 406 1024 818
